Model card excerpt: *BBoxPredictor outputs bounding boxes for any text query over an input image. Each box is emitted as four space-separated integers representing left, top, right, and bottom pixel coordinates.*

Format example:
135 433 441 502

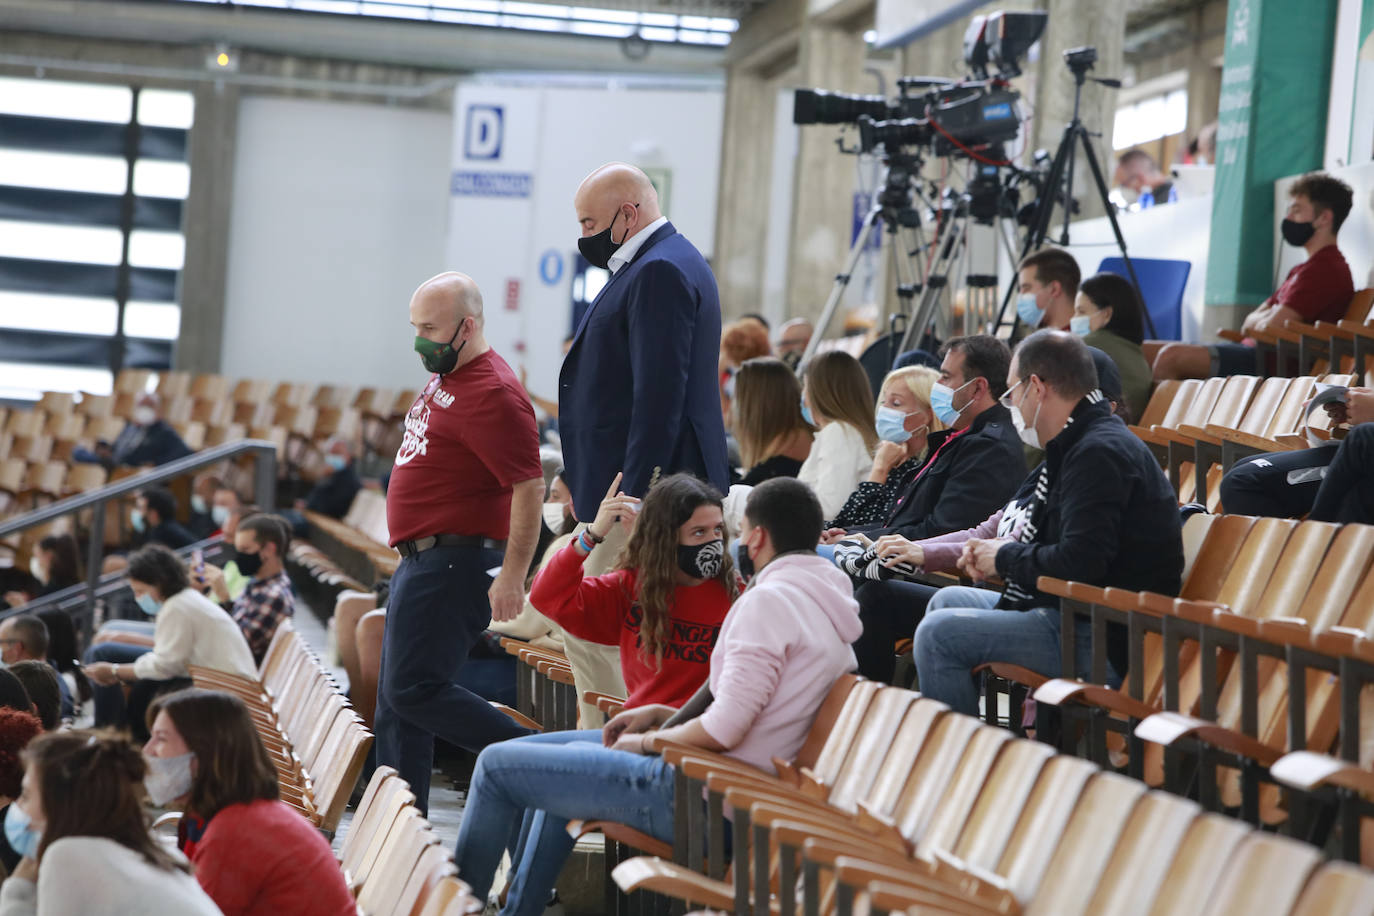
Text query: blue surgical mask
875 406 915 443
324 454 348 472
130 509 146 534
1070 315 1092 337
211 505 230 527
191 495 208 516
5 803 40 860
928 378 975 427
1016 293 1045 329
136 593 162 617
800 398 816 426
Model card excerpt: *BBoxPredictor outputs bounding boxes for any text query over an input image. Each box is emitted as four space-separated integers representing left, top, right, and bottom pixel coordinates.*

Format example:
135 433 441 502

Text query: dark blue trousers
374 545 533 815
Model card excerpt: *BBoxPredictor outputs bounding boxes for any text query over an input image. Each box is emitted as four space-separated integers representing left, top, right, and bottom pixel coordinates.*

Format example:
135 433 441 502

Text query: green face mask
414 320 466 375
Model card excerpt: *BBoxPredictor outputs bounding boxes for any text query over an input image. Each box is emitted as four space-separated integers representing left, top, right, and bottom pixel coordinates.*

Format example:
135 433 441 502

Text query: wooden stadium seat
1290 860 1374 916
1200 832 1323 915
416 877 480 916
354 807 438 915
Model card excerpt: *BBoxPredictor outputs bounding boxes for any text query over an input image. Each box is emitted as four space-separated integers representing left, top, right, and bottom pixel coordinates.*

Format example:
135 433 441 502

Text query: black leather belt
395 534 506 557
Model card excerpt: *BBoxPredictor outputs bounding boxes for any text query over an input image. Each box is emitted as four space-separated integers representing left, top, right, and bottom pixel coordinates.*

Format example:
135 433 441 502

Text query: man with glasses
909 330 1182 716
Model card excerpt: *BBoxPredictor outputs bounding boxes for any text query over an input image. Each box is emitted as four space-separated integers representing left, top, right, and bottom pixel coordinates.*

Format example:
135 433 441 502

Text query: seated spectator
798 351 879 518
186 473 223 539
1154 172 1355 380
1221 388 1374 524
144 689 354 916
540 467 576 539
131 487 195 551
774 318 814 372
194 515 295 664
210 485 243 535
0 729 219 915
827 366 941 531
822 335 1025 552
0 618 72 723
0 708 44 876
454 477 860 914
1072 272 1151 421
6 666 58 733
72 392 193 470
0 671 36 720
1015 247 1079 333
529 473 736 711
912 331 1183 715
732 357 813 484
295 437 362 520
2 535 80 610
719 319 773 425
84 545 256 741
1113 149 1176 208
34 611 89 710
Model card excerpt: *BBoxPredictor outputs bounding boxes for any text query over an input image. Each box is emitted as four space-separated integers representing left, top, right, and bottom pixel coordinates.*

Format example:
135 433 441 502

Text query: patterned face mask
677 539 724 580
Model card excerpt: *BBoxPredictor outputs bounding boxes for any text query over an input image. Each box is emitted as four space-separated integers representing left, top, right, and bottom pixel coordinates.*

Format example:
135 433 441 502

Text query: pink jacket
699 553 862 772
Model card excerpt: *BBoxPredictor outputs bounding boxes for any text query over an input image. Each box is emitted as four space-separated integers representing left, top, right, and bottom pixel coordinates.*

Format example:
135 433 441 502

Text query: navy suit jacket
559 221 729 519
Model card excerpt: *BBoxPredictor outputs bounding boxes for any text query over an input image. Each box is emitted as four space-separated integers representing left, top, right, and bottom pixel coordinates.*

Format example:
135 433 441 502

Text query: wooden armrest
1035 576 1107 604
1034 679 1157 720
1311 627 1374 662
974 662 1049 690
1171 598 1228 625
1254 617 1314 645
1337 319 1374 339
1133 711 1281 765
582 689 627 709
1270 751 1374 795
761 807 888 854
1216 329 1247 343
567 821 673 860
1177 424 1221 446
1210 427 1293 453
1206 609 1264 638
831 855 1016 915
611 857 735 911
490 702 542 732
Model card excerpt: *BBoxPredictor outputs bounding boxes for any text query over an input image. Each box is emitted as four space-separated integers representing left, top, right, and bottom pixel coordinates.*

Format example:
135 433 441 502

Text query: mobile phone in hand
192 549 204 573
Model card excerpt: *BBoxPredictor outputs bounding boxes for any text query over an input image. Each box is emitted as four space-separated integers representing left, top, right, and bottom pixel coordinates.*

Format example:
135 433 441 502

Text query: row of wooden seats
603 676 1374 915
495 637 628 731
187 622 371 835
1129 372 1353 506
1226 287 1374 377
0 457 108 517
295 489 398 587
336 766 480 916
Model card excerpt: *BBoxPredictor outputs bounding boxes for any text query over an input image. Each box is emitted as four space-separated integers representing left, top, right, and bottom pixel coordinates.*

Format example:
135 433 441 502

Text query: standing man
379 271 545 814
560 162 729 526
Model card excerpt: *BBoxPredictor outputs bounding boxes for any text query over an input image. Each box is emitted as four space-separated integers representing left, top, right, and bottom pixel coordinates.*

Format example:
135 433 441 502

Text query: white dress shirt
608 214 669 274
132 586 258 681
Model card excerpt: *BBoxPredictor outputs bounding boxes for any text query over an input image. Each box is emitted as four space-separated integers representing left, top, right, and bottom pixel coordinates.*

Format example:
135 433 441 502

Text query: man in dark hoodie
912 330 1182 715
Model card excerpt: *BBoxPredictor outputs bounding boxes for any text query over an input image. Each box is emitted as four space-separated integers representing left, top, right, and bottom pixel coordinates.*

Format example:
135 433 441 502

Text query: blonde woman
732 357 813 484
798 351 881 518
825 364 942 531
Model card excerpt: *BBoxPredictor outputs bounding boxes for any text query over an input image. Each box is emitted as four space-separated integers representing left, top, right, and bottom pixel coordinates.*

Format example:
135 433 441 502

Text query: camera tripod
801 154 933 368
993 48 1155 337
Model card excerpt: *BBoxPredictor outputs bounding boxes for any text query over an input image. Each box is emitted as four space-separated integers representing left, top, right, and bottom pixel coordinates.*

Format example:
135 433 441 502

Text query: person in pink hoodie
453 477 862 916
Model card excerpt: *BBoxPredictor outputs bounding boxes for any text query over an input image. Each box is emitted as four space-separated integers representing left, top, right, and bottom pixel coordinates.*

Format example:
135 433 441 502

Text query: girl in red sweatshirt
529 472 738 710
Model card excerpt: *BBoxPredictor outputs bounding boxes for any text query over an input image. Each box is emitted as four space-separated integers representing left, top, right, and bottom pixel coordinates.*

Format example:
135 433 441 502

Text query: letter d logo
465 105 503 161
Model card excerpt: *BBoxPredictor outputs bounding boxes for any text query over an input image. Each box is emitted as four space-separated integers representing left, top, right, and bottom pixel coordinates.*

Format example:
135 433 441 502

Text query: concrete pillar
784 20 871 326
713 65 776 320
1185 3 1224 142
1030 0 1127 223
176 80 239 373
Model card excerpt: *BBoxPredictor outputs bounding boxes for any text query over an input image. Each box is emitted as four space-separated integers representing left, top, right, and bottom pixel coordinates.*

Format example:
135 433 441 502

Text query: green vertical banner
1206 0 1340 306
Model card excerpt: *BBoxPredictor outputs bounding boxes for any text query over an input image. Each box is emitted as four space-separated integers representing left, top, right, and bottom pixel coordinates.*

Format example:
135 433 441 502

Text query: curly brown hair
616 474 737 666
0 708 42 798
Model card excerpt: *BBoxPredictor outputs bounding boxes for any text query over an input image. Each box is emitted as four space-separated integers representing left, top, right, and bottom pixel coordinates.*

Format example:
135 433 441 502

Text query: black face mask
578 208 628 270
234 548 263 578
1281 218 1317 248
736 545 755 582
677 539 724 581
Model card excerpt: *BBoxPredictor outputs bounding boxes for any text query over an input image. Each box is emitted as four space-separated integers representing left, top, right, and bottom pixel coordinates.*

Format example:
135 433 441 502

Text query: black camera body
1063 46 1098 74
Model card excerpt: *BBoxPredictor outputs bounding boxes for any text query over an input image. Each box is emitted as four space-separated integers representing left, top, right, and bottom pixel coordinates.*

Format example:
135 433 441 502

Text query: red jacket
185 799 354 916
529 541 731 709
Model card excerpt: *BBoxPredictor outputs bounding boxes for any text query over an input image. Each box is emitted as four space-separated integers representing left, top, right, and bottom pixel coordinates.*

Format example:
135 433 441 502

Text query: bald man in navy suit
559 163 730 522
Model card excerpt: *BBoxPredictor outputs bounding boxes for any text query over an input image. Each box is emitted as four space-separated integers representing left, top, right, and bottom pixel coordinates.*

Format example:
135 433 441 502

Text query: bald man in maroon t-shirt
378 271 545 814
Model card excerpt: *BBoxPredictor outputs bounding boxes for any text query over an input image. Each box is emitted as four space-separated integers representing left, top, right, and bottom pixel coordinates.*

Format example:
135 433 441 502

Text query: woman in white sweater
0 729 220 916
85 545 257 741
797 351 880 518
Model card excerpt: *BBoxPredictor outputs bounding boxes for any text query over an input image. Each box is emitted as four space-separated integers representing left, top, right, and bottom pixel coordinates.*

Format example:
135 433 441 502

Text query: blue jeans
454 729 676 916
375 545 533 815
84 642 190 741
913 586 1094 716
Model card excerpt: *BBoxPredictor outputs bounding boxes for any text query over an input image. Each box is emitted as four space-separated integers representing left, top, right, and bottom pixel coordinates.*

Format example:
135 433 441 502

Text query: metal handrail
1 439 278 636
